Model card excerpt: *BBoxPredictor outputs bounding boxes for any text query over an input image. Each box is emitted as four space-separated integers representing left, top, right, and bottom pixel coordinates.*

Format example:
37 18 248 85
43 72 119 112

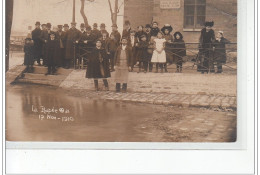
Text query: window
184 0 206 29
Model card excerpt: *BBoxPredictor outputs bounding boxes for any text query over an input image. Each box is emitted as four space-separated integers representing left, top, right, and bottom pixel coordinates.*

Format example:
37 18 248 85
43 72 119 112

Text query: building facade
124 0 237 42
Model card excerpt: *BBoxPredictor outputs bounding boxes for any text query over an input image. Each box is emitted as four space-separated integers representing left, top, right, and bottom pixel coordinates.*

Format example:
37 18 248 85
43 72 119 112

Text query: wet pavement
6 84 237 142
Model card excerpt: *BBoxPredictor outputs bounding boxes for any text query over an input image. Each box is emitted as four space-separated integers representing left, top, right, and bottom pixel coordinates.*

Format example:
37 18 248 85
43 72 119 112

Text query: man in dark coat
64 22 81 69
110 24 121 46
197 21 216 73
63 24 70 32
31 21 42 65
92 23 102 41
55 25 66 67
86 40 110 91
79 23 85 34
45 33 59 75
122 20 131 40
100 23 109 37
40 23 55 66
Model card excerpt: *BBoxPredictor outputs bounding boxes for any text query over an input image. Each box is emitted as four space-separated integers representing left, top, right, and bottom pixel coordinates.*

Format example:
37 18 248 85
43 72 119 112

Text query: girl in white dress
151 31 166 73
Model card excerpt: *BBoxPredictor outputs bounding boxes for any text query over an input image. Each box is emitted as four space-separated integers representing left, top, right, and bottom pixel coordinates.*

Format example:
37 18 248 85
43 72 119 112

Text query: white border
3 0 255 173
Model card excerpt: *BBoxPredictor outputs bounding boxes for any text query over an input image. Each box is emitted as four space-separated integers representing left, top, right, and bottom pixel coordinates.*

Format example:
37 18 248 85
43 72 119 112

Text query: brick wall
124 0 237 42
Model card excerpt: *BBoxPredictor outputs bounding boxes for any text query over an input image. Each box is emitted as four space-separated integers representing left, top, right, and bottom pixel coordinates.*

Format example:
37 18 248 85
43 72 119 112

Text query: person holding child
114 37 133 92
173 32 186 73
151 31 167 73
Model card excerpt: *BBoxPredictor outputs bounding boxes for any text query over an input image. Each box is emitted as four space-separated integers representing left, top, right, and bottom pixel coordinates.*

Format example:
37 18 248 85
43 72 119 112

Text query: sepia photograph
5 0 237 143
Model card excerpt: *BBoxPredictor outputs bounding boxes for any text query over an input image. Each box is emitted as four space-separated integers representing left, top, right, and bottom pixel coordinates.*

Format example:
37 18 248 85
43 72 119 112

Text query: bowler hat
80 23 85 28
111 24 118 28
58 25 63 28
204 21 214 27
93 23 98 27
41 24 46 27
63 24 69 27
46 23 52 28
100 23 106 27
145 24 151 28
35 21 40 25
161 24 173 34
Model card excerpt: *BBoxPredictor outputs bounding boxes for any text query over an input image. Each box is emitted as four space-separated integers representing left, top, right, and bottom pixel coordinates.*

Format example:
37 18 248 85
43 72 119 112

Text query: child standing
45 33 59 75
173 32 186 73
114 37 132 92
24 37 34 73
136 35 149 73
213 31 230 73
106 33 119 72
151 31 166 73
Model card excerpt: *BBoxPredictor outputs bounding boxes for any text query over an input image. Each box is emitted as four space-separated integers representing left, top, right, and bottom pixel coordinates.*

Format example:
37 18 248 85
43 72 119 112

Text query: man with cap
64 22 81 69
111 24 121 46
55 25 66 67
40 22 55 66
31 21 42 66
197 21 216 73
100 23 109 38
91 23 102 41
122 20 131 40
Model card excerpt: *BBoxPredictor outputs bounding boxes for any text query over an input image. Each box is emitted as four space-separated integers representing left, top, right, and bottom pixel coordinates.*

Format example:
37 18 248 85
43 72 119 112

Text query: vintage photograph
5 0 237 142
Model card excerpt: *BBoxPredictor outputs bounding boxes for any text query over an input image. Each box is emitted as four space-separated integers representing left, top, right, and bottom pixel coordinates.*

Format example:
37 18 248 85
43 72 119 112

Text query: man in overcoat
92 23 102 41
110 24 121 46
31 21 42 65
122 20 131 40
55 25 66 67
64 22 81 69
100 23 109 38
45 33 59 75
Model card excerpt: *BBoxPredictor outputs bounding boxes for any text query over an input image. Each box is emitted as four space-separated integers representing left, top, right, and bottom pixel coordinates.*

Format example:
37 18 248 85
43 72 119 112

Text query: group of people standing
23 19 230 92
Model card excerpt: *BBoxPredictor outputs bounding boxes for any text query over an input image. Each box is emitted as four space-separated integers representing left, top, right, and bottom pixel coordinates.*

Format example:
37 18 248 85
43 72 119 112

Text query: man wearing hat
111 24 121 46
122 20 131 40
55 25 66 67
41 24 46 31
100 23 109 38
45 33 59 75
91 23 102 41
197 21 216 73
64 22 81 69
80 23 86 34
31 21 42 66
40 22 55 66
63 24 70 32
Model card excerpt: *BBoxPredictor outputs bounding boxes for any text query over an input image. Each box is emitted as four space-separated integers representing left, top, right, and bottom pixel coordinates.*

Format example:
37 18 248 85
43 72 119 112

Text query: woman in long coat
86 40 110 91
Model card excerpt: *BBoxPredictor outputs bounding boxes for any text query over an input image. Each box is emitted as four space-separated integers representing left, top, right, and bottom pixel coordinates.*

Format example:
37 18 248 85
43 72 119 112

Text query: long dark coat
46 39 59 66
150 27 160 37
135 31 146 41
40 30 55 60
136 40 149 62
122 28 131 40
65 28 81 60
173 39 186 64
92 29 102 40
100 29 109 38
31 28 42 59
24 42 34 66
110 31 121 45
127 36 138 66
55 31 66 66
114 45 132 67
79 32 96 60
213 37 230 64
86 47 111 79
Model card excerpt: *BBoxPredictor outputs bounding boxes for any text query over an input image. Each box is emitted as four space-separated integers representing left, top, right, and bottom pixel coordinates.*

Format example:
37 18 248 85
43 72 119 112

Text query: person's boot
116 83 121 92
103 79 109 91
176 67 179 73
155 64 159 73
122 83 127 93
164 64 168 72
94 80 98 91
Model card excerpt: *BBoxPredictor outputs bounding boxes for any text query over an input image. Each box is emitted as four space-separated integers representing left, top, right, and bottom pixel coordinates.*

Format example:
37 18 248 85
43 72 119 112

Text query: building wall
124 0 237 42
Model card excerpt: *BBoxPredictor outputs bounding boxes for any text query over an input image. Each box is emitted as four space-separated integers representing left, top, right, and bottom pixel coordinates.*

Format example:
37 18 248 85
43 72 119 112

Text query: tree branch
80 0 89 27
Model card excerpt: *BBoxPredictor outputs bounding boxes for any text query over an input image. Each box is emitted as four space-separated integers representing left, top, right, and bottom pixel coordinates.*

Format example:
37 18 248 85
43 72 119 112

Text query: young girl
173 32 186 73
24 37 34 73
86 40 110 91
136 35 149 73
151 31 166 73
114 37 132 92
213 31 230 73
161 24 173 72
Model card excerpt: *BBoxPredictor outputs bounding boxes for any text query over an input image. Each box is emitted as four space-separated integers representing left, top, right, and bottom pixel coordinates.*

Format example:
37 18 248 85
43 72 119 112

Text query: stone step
17 78 63 86
32 66 73 75
6 65 27 85
22 73 67 81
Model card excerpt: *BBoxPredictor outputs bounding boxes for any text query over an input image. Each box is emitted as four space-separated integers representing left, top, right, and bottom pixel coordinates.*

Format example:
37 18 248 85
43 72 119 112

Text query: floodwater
6 84 237 142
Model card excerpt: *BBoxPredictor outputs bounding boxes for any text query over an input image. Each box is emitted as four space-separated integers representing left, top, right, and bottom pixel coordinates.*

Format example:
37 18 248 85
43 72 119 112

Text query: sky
11 0 124 35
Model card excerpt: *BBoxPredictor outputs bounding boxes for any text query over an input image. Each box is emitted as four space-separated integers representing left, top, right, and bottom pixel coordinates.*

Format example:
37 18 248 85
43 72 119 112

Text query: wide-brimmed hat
204 21 214 27
35 21 40 25
161 24 173 34
46 23 51 28
63 24 69 27
100 23 106 27
111 24 118 28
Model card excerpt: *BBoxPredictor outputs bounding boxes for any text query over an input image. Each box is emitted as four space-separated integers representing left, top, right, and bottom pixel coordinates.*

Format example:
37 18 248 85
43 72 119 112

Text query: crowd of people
23 20 230 92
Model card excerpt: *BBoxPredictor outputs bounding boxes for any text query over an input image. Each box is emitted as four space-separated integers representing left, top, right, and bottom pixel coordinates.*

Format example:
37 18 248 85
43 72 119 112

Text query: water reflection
6 85 154 142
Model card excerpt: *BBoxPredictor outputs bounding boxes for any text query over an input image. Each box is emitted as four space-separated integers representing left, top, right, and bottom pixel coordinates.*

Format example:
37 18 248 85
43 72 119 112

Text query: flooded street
6 84 236 142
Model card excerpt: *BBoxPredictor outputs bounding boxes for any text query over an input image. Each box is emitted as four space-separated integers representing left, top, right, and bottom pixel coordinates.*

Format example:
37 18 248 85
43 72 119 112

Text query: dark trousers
176 62 183 72
116 83 127 92
139 61 148 72
109 52 115 71
48 65 56 74
156 63 164 72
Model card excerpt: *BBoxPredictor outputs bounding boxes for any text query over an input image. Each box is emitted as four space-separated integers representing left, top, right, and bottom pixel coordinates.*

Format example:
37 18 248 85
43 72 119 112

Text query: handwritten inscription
32 105 74 122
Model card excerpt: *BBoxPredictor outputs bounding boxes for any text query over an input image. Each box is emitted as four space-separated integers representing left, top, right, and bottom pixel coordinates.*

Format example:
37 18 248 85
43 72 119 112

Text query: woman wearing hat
86 40 110 91
197 21 216 73
161 24 174 72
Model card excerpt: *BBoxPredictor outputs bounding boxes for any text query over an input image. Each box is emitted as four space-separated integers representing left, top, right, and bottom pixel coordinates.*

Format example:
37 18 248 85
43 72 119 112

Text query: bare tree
80 0 95 27
6 0 14 72
108 0 119 25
